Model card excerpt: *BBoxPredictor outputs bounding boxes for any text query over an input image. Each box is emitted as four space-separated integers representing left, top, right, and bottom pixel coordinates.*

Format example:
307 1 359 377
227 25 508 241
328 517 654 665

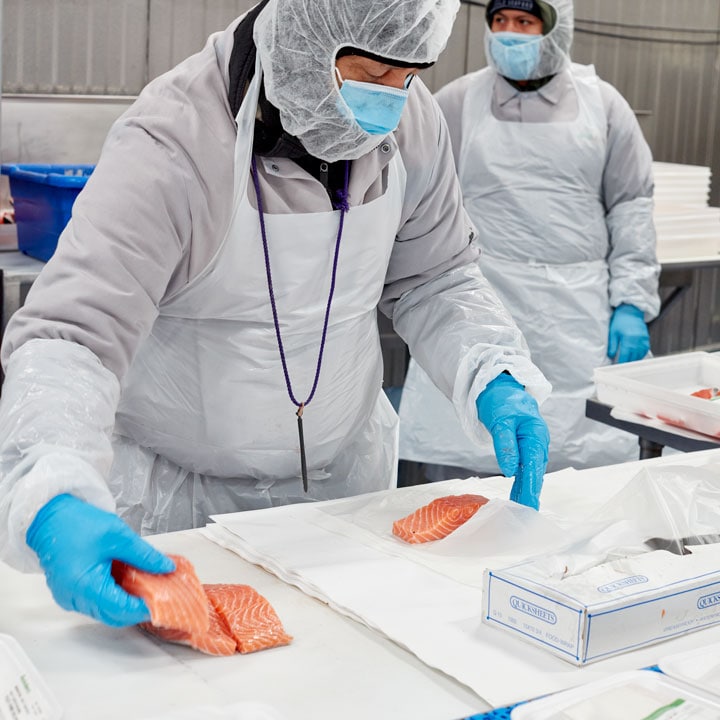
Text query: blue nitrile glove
26 494 175 627
607 304 650 364
476 373 550 510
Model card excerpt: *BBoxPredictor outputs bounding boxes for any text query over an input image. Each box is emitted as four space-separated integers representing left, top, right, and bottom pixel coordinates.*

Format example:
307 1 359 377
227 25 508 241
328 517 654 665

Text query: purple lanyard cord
250 155 350 491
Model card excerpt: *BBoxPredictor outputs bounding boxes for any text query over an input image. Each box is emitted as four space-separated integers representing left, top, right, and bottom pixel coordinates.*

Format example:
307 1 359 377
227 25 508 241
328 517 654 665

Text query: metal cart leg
638 437 664 460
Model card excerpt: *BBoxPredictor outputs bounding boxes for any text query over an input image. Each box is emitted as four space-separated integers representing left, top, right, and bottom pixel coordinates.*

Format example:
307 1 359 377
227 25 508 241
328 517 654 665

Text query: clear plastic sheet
512 463 720 583
315 464 720 587
316 482 568 586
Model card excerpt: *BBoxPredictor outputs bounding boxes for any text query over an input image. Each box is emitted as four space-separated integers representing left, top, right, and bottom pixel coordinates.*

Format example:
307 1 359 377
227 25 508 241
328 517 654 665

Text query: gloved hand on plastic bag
476 373 549 510
26 493 175 627
607 303 650 364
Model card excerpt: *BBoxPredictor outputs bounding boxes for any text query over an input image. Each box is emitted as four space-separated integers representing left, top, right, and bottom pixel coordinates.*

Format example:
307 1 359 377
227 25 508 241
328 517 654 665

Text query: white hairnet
484 0 574 80
254 0 461 162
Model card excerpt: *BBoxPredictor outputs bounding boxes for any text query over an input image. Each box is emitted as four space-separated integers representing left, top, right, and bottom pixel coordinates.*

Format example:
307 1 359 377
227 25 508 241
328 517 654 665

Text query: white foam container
0 633 62 719
593 352 720 439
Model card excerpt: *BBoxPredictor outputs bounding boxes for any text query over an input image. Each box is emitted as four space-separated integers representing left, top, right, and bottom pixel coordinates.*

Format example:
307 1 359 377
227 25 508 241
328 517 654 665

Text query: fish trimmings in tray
593 352 720 438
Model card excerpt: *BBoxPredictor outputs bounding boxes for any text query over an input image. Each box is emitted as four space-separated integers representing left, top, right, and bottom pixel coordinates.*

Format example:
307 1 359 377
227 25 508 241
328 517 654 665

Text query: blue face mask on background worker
488 32 543 80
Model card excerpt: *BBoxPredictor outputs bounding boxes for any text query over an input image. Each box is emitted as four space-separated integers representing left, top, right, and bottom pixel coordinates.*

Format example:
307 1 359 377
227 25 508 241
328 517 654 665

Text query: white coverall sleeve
0 339 119 571
601 81 661 321
0 110 191 572
387 88 550 444
394 264 551 444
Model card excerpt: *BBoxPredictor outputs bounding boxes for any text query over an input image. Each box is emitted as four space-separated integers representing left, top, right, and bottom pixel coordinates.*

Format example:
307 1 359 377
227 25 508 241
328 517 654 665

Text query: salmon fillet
392 494 490 544
205 584 293 654
113 554 210 635
114 555 291 656
139 602 238 657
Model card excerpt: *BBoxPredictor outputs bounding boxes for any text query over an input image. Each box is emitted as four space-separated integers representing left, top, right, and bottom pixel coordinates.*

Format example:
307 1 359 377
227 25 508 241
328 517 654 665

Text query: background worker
0 0 550 627
399 0 660 480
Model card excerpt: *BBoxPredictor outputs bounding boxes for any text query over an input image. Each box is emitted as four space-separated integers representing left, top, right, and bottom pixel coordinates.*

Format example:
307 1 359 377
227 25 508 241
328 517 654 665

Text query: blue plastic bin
1 164 94 261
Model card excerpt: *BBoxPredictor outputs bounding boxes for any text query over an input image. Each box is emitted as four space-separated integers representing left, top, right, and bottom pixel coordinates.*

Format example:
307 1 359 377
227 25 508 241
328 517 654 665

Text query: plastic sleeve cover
606 197 661 321
0 338 119 571
393 261 551 444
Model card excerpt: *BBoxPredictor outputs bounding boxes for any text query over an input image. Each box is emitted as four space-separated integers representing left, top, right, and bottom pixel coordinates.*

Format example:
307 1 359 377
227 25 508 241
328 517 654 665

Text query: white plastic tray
511 669 720 719
659 642 720 697
593 352 720 439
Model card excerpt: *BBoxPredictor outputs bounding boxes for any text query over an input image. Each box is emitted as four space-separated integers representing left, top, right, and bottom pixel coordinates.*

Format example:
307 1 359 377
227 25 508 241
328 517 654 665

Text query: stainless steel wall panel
694 268 720 350
573 0 720 204
147 0 255 80
1 95 132 164
423 2 490 92
3 0 147 94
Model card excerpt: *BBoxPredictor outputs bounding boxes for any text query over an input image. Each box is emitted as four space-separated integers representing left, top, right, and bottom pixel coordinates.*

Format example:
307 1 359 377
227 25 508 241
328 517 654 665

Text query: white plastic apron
401 65 637 474
109 57 405 534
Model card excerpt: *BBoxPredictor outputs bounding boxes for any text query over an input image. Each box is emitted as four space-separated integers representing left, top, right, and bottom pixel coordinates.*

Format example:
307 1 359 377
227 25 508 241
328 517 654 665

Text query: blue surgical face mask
336 69 411 136
489 31 543 81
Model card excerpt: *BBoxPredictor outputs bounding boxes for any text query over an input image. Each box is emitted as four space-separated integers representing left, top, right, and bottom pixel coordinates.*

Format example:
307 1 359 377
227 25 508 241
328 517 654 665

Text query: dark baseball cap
486 0 557 33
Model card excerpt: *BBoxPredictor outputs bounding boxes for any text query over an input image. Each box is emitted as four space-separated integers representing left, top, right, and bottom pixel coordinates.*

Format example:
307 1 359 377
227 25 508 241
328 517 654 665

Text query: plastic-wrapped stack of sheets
652 162 720 261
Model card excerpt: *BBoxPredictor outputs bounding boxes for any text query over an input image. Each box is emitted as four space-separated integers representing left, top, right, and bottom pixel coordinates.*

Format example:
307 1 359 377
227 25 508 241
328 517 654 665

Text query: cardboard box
483 546 720 665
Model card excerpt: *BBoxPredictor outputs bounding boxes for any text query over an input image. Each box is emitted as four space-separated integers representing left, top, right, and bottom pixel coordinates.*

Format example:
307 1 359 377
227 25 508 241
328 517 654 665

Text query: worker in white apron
0 0 551 628
400 0 660 478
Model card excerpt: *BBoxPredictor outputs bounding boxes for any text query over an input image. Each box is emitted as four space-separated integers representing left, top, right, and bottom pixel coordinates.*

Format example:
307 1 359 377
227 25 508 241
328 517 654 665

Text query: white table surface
0 529 488 720
5 450 720 719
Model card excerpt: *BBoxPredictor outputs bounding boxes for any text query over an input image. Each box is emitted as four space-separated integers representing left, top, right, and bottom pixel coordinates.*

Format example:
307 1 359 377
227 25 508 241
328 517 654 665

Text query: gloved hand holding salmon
392 494 490 544
113 555 292 656
25 493 176 627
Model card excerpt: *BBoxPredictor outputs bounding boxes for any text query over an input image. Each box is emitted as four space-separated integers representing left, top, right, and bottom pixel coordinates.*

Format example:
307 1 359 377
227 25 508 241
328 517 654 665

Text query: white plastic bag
523 463 720 580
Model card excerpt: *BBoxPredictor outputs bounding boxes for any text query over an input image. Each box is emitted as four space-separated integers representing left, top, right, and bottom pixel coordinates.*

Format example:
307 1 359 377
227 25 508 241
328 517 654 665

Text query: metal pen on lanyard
296 404 308 492
251 156 350 492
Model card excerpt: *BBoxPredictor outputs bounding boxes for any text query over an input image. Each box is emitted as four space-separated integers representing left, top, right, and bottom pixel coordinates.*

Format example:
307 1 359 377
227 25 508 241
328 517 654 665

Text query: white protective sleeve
0 339 119 572
393 262 552 446
606 196 661 321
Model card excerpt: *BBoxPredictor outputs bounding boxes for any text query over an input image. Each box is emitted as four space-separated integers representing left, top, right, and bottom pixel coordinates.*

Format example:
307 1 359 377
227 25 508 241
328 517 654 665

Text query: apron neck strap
250 155 350 409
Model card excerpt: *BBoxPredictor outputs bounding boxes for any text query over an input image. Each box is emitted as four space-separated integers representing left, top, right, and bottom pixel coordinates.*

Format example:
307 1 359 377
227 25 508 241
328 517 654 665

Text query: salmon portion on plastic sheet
205 584 293 654
113 555 292 656
392 494 490 544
